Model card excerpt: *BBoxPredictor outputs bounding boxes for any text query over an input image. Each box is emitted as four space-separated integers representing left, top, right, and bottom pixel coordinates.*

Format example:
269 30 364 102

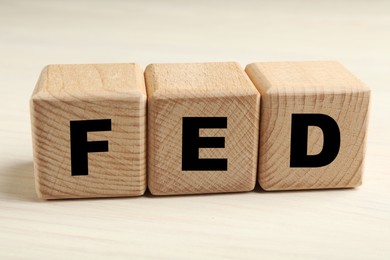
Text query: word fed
30 61 370 199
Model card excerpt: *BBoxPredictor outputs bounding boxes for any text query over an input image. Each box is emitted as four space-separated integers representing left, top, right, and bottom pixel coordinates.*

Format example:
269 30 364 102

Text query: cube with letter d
30 63 147 199
145 62 260 195
245 61 370 190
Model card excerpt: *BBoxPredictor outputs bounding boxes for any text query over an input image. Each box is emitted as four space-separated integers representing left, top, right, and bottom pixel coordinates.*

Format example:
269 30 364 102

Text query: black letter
182 117 227 171
290 114 340 168
70 119 111 176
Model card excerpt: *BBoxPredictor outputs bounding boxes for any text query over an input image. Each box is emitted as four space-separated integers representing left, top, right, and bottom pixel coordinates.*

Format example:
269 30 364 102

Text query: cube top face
32 63 146 101
246 61 370 191
246 61 370 95
145 62 259 97
31 63 147 199
146 62 260 195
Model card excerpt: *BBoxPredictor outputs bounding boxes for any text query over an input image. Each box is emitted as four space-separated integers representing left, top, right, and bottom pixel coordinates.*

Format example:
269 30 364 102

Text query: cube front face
246 61 370 190
31 64 147 199
146 62 260 195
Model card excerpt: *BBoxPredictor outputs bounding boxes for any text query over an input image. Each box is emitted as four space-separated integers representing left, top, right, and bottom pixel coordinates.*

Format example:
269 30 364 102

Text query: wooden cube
245 61 370 190
145 62 260 195
30 64 147 199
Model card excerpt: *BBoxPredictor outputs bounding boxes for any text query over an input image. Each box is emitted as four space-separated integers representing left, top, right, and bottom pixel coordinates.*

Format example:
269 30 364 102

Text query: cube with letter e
146 62 260 195
245 61 370 190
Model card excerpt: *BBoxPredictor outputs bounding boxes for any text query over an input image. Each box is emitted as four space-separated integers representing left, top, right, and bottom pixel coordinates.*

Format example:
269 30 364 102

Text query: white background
1 0 389 259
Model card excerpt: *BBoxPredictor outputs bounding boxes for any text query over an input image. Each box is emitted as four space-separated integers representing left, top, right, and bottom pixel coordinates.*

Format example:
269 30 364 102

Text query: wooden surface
246 61 370 190
1 0 389 259
30 64 147 199
146 62 259 195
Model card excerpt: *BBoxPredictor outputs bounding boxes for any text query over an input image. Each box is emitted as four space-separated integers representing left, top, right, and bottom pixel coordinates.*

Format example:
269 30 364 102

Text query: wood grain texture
246 61 371 190
2 1 390 259
30 64 147 199
145 62 260 195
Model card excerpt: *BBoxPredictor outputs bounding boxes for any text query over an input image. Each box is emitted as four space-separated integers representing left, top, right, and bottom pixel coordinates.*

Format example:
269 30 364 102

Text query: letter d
290 114 340 168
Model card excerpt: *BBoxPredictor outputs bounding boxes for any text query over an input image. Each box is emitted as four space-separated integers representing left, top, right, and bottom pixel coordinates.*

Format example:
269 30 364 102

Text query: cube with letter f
30 64 147 199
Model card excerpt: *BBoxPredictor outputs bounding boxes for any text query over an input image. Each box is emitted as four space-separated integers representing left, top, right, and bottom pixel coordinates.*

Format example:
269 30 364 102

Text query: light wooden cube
30 64 147 199
146 62 260 195
245 61 370 191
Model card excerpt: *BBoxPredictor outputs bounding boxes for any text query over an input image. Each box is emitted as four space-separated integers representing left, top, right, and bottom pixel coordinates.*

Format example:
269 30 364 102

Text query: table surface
1 0 389 259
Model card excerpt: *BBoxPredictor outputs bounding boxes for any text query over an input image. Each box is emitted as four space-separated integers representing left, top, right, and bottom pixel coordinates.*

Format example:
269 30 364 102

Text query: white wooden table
1 1 389 259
